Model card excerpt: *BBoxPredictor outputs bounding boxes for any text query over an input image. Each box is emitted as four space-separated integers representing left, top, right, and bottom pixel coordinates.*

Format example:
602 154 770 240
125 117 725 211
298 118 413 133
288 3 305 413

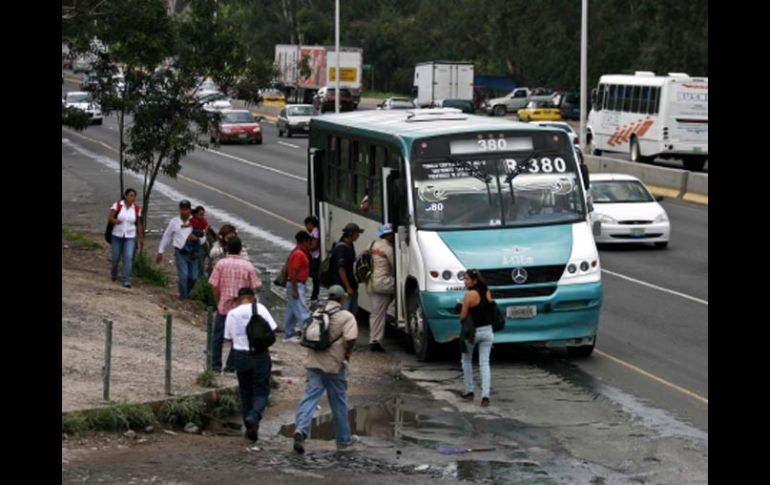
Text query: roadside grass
62 402 157 435
196 369 218 388
62 226 101 249
189 277 216 311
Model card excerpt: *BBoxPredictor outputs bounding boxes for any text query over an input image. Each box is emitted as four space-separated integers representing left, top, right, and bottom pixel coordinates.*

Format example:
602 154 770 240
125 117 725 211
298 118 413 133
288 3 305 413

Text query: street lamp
335 0 340 113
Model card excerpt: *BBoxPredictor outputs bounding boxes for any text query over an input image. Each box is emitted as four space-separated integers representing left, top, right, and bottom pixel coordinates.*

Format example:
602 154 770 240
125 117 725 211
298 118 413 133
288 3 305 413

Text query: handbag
490 300 505 332
459 313 476 353
273 249 296 288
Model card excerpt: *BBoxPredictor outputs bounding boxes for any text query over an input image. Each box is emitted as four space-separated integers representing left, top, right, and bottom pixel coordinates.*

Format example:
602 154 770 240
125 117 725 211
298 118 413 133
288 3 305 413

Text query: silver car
276 104 318 137
62 91 103 125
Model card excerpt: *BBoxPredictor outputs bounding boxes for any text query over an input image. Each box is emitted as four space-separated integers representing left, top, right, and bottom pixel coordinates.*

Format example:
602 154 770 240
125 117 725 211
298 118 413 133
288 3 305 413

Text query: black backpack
300 306 342 351
246 301 276 352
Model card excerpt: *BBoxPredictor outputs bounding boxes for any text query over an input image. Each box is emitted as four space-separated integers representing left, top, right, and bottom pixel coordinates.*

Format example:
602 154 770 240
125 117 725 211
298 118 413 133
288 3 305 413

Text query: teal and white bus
308 109 602 360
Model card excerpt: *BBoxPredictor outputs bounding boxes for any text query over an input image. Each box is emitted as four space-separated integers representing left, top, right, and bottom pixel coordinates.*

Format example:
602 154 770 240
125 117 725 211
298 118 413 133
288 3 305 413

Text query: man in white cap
292 284 358 453
367 223 396 352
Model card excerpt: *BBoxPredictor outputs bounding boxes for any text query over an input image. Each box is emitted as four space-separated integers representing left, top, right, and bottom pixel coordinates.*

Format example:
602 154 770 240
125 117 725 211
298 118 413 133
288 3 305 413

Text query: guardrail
583 155 707 205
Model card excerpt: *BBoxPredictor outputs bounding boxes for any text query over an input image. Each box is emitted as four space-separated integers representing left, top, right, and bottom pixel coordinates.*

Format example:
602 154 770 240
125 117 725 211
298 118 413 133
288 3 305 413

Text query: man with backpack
224 287 277 442
292 285 358 454
367 223 396 352
330 223 364 314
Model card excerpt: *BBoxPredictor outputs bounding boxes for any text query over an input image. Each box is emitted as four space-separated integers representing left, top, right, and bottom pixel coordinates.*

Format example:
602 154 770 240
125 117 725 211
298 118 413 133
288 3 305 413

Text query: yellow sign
329 67 358 82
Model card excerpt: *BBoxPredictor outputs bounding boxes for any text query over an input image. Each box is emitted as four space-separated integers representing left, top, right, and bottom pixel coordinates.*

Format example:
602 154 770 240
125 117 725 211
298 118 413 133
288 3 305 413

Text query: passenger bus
308 108 602 360
586 72 708 171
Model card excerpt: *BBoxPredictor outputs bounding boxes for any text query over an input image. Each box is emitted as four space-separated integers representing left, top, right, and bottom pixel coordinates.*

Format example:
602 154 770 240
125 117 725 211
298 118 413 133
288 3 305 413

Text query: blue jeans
174 248 199 299
234 350 272 427
461 325 494 398
213 313 235 372
284 283 311 339
294 368 351 444
111 235 136 285
344 291 358 315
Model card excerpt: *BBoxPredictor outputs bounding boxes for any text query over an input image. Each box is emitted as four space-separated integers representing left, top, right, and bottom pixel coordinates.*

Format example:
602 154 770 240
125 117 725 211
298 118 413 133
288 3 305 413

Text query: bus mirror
580 163 590 189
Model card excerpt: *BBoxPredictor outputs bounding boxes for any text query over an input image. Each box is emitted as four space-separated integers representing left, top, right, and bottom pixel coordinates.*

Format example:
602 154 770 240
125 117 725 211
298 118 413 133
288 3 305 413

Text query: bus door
384 167 408 329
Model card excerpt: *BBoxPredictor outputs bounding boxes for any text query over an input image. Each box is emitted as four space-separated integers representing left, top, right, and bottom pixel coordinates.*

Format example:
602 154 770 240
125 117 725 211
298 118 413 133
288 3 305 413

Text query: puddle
278 397 422 440
455 459 551 484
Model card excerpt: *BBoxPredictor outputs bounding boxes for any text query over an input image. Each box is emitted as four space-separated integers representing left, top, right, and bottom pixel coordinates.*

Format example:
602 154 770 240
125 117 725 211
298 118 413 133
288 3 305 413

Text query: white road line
62 133 296 250
277 141 301 149
601 269 708 306
204 148 307 182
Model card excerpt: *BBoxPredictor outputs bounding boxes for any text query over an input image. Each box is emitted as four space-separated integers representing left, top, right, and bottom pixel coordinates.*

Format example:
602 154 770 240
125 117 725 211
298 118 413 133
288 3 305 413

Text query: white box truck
413 61 474 108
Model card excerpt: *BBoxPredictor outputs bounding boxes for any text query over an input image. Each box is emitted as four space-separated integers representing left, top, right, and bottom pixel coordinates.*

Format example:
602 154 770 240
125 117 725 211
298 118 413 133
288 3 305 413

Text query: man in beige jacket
368 223 396 352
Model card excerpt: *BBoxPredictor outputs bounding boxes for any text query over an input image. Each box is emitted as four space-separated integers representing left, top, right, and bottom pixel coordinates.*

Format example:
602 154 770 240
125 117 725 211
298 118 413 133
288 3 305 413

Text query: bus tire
630 138 652 163
407 292 438 362
566 342 595 358
682 156 706 171
587 134 602 156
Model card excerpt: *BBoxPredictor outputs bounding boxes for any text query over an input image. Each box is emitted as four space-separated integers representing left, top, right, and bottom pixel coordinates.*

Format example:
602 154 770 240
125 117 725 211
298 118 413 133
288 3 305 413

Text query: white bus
586 72 708 171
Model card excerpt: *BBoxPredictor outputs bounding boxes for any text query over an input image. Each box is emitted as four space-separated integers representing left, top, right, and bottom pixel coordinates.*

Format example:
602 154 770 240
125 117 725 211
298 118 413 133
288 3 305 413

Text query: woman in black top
459 269 495 407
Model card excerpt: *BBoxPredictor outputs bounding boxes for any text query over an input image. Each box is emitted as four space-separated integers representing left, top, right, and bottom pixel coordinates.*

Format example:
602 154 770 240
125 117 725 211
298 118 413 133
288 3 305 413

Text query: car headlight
252 127 261 133
654 212 669 223
596 213 617 224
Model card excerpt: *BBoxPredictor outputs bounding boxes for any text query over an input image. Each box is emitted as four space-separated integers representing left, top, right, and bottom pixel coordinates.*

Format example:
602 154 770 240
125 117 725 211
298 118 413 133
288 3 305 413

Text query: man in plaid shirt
209 237 261 373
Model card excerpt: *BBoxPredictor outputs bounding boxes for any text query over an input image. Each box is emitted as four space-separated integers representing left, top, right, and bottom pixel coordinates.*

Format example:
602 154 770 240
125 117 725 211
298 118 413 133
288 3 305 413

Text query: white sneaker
287 336 301 343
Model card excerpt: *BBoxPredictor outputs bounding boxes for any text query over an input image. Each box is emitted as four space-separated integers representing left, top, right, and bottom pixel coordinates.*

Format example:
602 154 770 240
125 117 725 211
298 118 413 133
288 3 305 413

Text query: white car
62 91 103 125
276 104 318 137
197 90 232 112
530 121 580 151
588 173 670 248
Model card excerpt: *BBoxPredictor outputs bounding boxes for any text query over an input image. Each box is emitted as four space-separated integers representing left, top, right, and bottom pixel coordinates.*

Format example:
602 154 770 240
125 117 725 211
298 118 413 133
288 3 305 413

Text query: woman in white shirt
108 188 144 288
208 224 250 272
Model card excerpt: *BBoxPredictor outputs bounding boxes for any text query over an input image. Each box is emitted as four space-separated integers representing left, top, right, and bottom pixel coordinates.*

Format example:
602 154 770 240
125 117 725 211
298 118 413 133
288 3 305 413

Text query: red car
210 109 262 144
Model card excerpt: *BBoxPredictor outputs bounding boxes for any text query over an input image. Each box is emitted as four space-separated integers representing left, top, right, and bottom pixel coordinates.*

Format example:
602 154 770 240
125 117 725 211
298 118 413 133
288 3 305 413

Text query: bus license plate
507 306 536 319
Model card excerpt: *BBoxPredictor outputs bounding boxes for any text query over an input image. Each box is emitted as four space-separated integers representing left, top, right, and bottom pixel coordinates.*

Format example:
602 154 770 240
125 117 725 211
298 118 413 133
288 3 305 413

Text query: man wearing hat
224 287 278 442
367 223 396 352
330 222 364 313
156 199 200 299
292 284 358 454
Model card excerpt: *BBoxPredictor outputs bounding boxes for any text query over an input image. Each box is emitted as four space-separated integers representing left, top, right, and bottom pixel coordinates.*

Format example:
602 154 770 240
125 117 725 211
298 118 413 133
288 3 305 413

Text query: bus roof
598 73 708 87
311 109 541 147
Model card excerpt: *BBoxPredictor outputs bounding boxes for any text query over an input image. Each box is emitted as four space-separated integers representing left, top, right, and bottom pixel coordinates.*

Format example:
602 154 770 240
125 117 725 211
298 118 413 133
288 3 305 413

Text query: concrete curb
584 154 707 206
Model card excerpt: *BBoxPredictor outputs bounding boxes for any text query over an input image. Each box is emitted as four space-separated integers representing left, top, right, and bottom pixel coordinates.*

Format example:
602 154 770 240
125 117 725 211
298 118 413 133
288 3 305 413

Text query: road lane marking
62 130 303 240
204 148 307 181
595 349 708 405
601 269 707 306
277 141 301 149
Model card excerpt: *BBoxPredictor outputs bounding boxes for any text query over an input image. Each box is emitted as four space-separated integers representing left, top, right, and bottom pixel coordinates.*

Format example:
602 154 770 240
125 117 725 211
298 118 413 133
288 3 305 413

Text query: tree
62 0 276 235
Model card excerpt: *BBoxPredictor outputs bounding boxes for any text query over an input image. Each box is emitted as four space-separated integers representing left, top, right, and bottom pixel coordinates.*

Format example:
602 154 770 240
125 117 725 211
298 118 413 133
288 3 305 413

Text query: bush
196 370 218 388
62 412 90 435
158 396 206 426
132 251 168 287
189 277 216 308
211 391 240 419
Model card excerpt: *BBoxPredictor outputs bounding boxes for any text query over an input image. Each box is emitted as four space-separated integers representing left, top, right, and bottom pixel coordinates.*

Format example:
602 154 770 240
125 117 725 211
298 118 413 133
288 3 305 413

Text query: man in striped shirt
209 237 261 373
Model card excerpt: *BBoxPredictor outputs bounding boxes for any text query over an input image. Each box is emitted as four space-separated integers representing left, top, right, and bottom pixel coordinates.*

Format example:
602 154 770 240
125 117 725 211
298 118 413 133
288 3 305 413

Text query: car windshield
388 99 414 108
222 112 255 124
590 181 655 203
67 93 91 103
288 106 316 116
412 157 586 230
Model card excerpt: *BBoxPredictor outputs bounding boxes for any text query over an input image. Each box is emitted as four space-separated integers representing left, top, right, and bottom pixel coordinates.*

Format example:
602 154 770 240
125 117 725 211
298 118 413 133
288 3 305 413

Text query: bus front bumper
419 282 603 345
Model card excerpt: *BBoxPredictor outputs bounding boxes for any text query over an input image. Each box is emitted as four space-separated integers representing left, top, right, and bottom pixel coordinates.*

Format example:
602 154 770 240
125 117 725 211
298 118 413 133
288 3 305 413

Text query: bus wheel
408 293 437 362
682 156 706 171
588 134 602 156
630 138 652 163
566 342 595 358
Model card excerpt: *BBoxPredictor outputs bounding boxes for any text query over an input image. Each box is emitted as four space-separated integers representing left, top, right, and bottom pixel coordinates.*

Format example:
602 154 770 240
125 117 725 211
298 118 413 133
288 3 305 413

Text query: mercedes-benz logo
511 268 528 284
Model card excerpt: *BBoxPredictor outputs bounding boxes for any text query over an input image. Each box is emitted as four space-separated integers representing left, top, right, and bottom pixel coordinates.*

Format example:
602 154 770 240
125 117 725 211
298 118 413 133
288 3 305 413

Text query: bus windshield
412 156 586 230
